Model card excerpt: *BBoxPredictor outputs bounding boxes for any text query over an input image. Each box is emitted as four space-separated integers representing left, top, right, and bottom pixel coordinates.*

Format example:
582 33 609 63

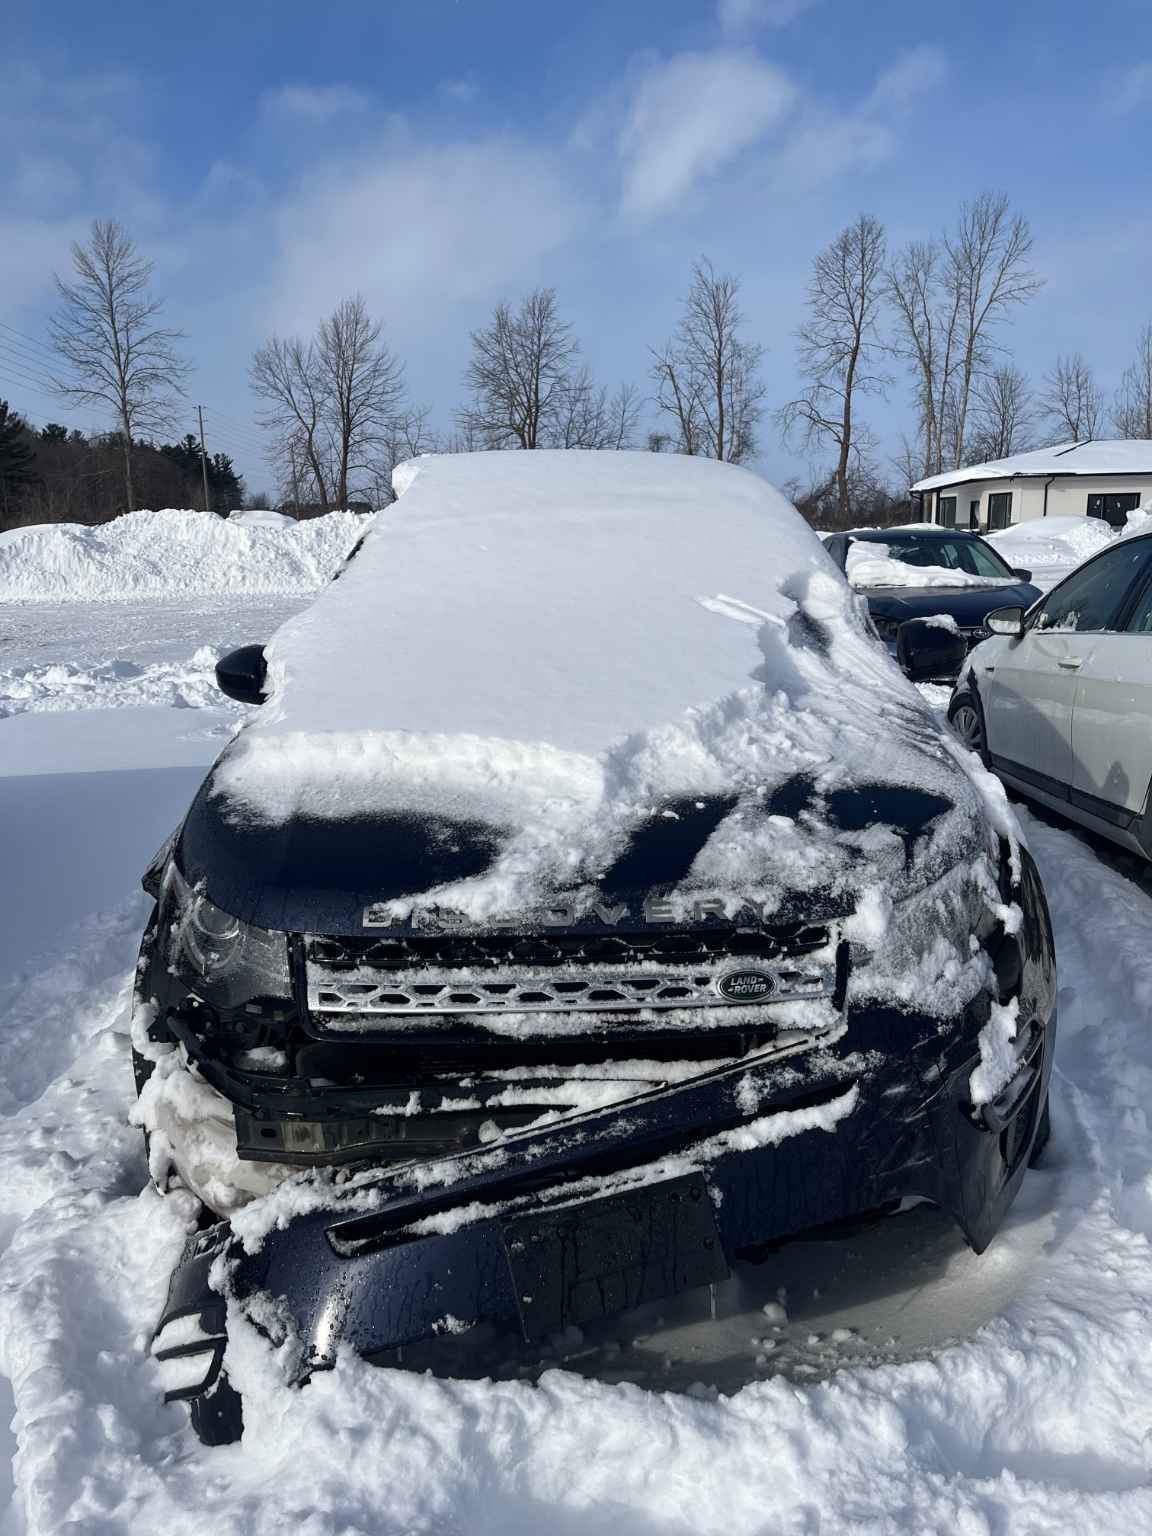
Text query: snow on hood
206 451 997 925
845 542 1016 591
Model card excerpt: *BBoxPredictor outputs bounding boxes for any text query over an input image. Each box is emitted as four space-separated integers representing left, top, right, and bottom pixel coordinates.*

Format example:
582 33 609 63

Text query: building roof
912 439 1152 493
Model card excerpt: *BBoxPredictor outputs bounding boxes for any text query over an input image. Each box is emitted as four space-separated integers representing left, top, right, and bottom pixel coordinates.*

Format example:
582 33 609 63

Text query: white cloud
1108 61 1152 116
264 133 588 338
439 77 479 104
717 0 819 36
259 84 370 122
867 45 948 114
764 112 892 192
619 49 796 218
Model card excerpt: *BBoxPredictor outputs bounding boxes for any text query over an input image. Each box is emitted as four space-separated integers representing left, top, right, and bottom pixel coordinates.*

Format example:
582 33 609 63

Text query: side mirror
986 606 1026 638
896 618 968 681
1012 567 1033 583
215 644 267 705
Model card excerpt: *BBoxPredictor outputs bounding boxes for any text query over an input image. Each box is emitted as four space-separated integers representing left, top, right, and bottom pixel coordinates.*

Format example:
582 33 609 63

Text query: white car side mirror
986 606 1026 638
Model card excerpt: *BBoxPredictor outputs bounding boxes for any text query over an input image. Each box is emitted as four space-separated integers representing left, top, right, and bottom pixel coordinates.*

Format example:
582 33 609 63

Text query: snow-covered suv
133 450 1056 1443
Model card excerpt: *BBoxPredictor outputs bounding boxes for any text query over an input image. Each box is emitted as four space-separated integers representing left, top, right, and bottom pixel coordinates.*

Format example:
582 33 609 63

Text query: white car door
1069 556 1152 824
982 541 1152 795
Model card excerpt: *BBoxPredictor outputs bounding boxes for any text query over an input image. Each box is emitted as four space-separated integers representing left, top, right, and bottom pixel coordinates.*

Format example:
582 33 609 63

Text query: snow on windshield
845 541 1017 591
210 451 997 930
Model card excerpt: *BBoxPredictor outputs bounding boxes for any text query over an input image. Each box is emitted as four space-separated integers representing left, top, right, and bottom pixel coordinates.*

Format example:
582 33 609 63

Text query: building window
969 499 980 529
987 492 1013 531
937 495 957 527
1087 492 1142 529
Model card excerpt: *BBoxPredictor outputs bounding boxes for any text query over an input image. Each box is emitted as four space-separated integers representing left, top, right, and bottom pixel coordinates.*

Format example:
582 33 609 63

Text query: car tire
1028 1091 1051 1168
948 689 990 768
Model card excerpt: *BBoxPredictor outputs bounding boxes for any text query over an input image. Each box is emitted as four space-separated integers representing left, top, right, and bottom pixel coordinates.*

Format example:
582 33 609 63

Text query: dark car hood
177 769 989 936
863 580 1040 625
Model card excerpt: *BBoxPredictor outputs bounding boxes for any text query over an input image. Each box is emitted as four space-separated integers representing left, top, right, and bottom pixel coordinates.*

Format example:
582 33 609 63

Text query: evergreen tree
208 452 244 513
0 401 36 512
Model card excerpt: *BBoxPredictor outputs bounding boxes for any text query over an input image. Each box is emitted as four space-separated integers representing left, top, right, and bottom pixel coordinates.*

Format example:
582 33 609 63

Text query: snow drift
986 513 1114 581
0 507 369 602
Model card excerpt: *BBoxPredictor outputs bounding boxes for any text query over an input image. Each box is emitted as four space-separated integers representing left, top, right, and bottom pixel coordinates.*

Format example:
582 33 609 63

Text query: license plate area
502 1173 728 1341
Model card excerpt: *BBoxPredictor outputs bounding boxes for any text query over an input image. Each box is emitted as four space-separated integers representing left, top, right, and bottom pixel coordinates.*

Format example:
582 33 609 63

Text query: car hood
179 749 995 936
864 581 1040 625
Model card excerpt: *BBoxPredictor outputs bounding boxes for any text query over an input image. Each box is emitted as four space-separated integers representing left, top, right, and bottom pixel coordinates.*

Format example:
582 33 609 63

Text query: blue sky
3 0 1152 495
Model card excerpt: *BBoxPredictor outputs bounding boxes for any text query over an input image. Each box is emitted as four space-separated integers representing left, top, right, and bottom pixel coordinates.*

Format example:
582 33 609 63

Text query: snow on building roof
912 440 1152 493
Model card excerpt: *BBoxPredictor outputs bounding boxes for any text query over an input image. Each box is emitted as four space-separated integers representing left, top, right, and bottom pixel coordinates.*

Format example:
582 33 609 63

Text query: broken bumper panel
153 989 1056 1444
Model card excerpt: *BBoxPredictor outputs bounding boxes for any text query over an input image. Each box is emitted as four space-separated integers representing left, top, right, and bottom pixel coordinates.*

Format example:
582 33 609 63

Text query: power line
200 409 270 453
0 320 59 364
0 361 62 401
0 343 58 392
184 421 268 459
0 333 61 379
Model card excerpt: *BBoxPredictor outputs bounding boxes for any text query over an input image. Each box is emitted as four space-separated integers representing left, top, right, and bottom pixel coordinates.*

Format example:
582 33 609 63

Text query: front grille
309 925 830 971
303 924 835 1018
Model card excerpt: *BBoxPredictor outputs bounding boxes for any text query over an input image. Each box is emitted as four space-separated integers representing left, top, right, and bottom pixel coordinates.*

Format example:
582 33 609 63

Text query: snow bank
986 513 1114 579
0 507 369 602
226 508 297 529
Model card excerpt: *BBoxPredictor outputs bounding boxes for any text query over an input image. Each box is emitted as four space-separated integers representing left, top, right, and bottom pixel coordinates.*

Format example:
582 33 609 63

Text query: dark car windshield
853 535 1015 581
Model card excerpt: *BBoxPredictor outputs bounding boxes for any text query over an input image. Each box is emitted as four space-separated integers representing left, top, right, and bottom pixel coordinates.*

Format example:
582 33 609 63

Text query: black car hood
863 580 1040 626
177 768 987 936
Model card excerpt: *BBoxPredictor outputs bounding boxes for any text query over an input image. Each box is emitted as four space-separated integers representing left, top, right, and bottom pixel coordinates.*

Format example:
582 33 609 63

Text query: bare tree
964 365 1033 463
779 214 888 523
252 337 332 509
367 404 439 505
317 296 406 510
1113 324 1152 439
888 193 1041 476
651 259 765 463
553 373 641 449
887 239 955 478
50 220 189 512
945 193 1041 469
461 289 579 448
889 435 923 496
1040 353 1103 443
253 297 409 510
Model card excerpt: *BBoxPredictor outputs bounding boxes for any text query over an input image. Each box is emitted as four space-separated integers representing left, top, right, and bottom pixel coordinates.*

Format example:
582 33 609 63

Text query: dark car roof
844 528 983 542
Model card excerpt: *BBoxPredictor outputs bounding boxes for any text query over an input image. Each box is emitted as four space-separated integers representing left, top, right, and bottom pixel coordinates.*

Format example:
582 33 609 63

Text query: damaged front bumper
152 979 1056 1443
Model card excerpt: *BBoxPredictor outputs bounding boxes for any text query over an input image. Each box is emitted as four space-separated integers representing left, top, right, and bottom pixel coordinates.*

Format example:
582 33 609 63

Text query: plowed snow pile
0 508 369 601
986 513 1115 588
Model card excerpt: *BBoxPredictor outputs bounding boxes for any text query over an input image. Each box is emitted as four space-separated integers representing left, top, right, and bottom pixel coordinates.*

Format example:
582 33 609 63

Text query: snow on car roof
251 450 827 753
912 438 1152 492
211 450 993 923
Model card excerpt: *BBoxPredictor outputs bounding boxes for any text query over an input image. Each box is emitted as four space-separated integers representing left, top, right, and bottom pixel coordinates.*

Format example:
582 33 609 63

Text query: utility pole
196 404 214 516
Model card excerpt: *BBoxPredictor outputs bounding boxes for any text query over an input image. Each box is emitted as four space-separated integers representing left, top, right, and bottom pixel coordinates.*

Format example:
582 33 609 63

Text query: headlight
164 862 292 1007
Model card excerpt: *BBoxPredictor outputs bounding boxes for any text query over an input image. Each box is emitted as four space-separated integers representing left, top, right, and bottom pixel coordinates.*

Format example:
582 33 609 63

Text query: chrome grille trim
306 962 834 1015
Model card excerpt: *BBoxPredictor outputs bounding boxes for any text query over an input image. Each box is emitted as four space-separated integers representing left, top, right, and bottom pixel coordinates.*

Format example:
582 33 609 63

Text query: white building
911 440 1152 533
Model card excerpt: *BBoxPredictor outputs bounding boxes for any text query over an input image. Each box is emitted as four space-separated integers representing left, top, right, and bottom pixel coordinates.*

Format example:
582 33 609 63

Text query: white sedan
948 532 1152 858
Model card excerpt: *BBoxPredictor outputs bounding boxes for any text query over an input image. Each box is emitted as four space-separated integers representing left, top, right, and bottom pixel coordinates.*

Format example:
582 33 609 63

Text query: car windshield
859 536 1014 580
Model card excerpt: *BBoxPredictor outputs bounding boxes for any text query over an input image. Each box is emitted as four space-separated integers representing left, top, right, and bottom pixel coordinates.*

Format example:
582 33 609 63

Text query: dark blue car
824 528 1042 671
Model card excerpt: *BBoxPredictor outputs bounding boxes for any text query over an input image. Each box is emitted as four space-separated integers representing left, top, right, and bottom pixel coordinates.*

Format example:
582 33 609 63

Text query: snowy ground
3 591 1152 1532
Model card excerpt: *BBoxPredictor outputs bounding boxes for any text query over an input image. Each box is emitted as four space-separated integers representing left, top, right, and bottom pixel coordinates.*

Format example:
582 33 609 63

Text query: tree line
2 201 1151 534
